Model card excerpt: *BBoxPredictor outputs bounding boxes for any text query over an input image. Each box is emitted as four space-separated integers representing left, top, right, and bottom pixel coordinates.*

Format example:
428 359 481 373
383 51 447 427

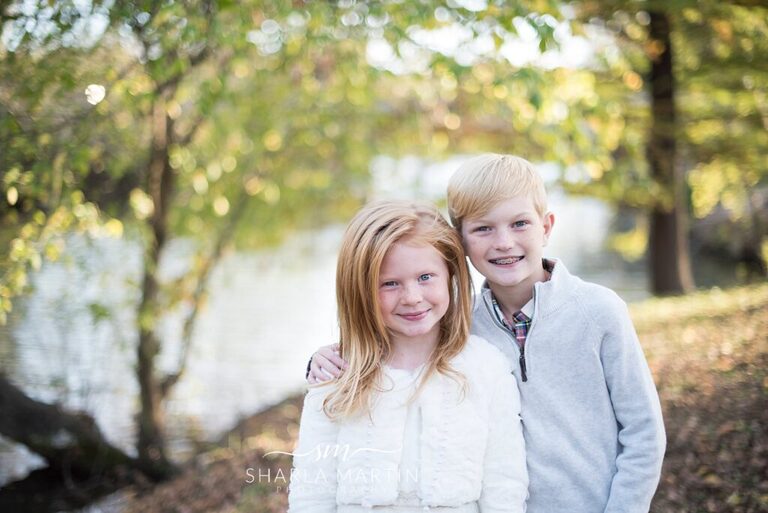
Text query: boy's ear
542 211 555 246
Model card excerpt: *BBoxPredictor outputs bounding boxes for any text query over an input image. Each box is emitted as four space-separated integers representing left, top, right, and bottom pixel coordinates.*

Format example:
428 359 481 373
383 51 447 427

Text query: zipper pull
519 353 528 382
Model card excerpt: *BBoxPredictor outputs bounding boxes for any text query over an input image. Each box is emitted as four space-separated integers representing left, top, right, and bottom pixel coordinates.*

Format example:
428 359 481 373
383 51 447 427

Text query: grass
114 283 768 513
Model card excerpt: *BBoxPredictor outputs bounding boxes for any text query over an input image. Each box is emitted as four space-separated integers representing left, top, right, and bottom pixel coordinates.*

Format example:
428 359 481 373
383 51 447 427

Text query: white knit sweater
288 335 528 512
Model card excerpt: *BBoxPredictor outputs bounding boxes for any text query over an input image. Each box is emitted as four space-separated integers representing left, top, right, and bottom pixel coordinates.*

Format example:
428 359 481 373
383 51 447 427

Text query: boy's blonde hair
447 153 548 231
323 200 472 420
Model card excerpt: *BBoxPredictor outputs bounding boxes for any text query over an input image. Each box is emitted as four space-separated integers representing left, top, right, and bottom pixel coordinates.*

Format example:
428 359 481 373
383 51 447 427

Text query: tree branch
160 190 252 395
0 373 169 481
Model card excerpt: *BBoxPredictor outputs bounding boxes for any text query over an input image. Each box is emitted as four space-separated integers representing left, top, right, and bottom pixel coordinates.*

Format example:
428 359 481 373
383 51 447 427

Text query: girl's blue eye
418 274 432 282
473 226 491 232
381 281 397 288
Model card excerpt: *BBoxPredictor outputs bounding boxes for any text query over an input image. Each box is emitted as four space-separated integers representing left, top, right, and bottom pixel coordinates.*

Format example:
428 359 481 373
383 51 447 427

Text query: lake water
0 157 650 486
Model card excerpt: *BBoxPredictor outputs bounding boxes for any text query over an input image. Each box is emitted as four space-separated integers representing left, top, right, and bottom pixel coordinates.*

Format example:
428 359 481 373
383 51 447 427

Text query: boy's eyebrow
465 211 536 223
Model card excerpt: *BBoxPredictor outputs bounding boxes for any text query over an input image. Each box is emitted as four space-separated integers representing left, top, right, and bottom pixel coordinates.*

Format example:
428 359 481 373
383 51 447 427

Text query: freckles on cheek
464 237 482 252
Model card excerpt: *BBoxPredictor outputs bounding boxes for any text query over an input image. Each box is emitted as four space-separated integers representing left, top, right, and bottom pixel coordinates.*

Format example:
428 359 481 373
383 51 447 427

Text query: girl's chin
389 326 440 342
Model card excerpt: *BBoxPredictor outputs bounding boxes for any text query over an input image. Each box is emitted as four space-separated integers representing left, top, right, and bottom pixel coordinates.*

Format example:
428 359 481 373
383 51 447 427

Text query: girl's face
377 240 450 348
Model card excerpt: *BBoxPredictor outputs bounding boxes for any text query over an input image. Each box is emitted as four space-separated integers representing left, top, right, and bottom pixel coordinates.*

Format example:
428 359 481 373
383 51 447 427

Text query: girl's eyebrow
380 268 439 279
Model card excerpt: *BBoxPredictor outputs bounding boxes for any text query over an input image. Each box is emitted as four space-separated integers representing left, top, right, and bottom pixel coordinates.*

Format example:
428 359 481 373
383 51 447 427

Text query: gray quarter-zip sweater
471 259 666 513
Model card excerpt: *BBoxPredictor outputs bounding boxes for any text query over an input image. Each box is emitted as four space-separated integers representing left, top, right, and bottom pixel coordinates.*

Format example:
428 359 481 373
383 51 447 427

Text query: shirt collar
519 298 535 319
484 258 556 320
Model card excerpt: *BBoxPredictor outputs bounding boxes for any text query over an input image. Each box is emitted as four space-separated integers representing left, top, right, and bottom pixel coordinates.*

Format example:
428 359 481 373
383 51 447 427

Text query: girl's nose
401 283 423 304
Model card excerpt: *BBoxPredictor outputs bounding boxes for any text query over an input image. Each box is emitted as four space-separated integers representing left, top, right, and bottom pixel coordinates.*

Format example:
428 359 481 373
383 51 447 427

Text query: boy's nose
493 229 515 251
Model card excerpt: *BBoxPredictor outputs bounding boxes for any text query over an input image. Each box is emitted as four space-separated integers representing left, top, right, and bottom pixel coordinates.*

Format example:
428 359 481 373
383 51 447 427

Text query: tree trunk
0 374 168 480
135 93 176 475
647 11 695 295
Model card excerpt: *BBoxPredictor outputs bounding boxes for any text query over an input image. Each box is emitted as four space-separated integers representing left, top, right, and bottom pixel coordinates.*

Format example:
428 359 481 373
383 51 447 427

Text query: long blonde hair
323 200 472 420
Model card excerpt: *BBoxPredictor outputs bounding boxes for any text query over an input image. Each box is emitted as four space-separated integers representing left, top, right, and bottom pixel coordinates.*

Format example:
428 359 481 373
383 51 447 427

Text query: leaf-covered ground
635 285 768 513
108 283 768 513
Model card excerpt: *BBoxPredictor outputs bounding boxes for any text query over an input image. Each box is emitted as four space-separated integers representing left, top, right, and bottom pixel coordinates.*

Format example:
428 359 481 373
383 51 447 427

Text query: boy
308 153 666 513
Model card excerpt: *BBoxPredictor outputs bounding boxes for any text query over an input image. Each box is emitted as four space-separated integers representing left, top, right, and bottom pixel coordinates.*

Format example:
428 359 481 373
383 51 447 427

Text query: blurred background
0 1 766 512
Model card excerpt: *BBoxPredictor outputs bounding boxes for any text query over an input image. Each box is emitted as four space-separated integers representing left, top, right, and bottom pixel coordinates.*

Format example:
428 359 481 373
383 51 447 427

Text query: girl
288 200 527 513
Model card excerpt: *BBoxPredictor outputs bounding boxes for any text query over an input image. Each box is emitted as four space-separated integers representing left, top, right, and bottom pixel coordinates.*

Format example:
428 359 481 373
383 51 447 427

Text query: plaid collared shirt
492 299 531 350
490 259 555 350
488 259 555 383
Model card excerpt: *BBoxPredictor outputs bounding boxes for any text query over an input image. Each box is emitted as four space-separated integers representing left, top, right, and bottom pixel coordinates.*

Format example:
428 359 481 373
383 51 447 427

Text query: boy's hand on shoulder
308 343 346 384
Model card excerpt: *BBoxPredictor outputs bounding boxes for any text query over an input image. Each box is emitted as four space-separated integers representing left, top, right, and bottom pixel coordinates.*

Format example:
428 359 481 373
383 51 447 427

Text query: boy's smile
489 256 524 265
461 196 554 302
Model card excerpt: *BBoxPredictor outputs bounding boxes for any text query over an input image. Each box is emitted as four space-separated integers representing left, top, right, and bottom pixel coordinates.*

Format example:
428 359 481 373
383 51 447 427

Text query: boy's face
460 195 554 294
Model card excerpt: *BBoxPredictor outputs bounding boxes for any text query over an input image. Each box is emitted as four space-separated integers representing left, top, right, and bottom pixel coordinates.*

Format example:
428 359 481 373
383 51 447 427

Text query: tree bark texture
647 10 696 295
135 93 176 474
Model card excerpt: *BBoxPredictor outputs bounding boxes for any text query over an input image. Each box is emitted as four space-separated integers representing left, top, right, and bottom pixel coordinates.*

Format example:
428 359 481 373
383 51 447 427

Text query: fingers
310 345 349 381
307 355 328 383
307 343 349 384
310 352 341 381
318 345 348 372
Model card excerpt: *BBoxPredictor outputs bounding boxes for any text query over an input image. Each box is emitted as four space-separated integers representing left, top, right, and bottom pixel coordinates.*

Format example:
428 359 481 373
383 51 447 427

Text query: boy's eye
513 220 529 228
418 273 432 282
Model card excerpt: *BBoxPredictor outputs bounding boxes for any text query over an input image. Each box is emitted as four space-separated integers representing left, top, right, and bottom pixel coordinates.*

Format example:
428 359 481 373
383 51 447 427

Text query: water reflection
0 226 342 485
